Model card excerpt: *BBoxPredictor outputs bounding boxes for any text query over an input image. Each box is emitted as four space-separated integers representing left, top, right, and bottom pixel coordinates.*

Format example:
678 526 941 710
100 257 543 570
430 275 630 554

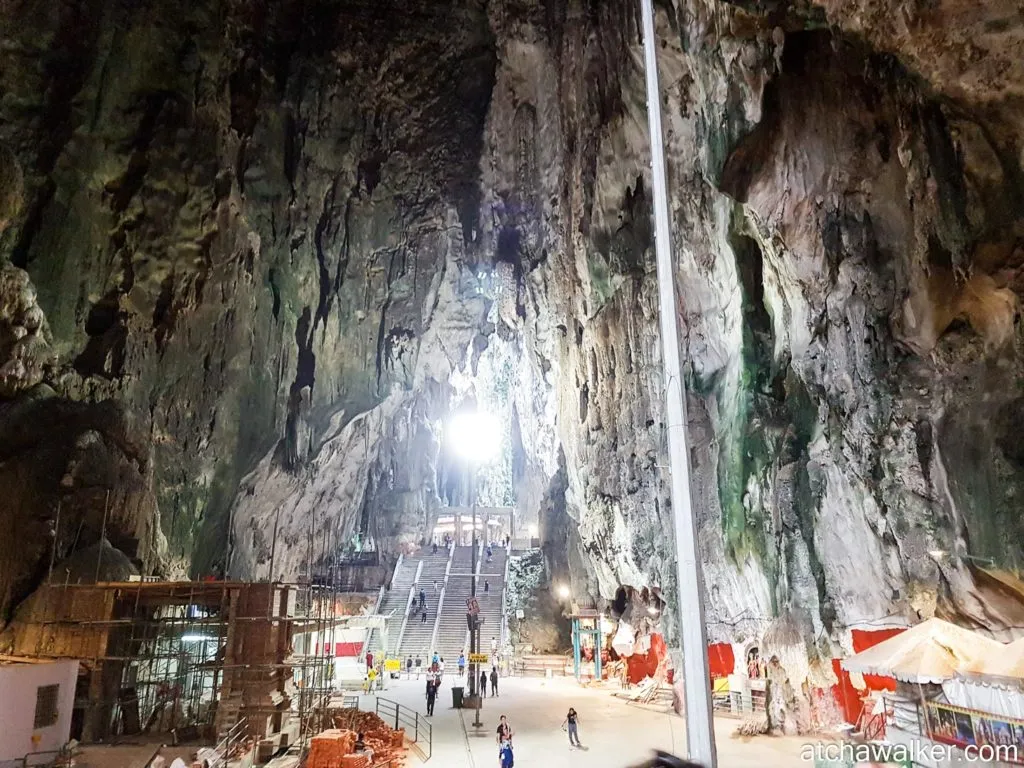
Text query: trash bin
452 686 464 709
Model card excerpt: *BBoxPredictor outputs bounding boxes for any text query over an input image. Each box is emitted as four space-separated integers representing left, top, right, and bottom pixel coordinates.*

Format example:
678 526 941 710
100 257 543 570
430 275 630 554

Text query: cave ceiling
2 0 1024 677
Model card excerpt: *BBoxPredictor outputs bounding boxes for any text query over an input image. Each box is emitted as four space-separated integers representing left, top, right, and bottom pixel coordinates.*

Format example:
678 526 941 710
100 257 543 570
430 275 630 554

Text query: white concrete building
0 659 79 762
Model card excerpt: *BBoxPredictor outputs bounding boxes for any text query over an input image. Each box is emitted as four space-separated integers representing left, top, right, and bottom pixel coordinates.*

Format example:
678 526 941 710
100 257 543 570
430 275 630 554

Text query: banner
384 658 402 672
924 700 1024 763
469 653 489 664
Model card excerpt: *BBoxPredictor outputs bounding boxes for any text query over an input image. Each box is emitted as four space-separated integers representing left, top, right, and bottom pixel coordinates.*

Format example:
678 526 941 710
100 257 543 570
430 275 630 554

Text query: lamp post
639 0 717 764
447 409 501 728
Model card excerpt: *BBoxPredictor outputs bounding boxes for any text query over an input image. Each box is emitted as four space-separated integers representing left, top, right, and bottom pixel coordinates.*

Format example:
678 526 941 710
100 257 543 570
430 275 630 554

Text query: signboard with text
469 653 489 664
384 658 402 672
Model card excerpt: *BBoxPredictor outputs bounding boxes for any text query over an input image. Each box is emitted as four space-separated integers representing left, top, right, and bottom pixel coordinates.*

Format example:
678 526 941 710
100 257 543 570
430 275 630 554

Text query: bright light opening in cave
446 410 502 463
557 584 571 599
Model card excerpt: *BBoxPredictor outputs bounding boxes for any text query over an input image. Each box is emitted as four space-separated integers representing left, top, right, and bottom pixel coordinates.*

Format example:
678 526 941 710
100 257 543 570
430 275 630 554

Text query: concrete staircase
434 546 475 661
397 549 451 661
476 545 508 660
434 544 508 663
365 555 419 658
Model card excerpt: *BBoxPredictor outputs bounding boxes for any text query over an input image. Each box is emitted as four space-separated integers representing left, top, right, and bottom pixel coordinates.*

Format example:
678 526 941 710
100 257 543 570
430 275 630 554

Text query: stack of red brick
306 710 408 767
308 730 355 768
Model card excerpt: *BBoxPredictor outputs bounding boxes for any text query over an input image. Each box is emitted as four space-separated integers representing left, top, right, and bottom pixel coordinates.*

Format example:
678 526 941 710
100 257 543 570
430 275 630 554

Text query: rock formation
1 0 1023 722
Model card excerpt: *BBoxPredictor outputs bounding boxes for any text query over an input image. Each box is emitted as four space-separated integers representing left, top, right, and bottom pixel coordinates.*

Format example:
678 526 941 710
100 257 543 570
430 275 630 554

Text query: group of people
362 651 382 692
431 533 456 554
479 665 500 697
414 587 432 624
491 708 582 767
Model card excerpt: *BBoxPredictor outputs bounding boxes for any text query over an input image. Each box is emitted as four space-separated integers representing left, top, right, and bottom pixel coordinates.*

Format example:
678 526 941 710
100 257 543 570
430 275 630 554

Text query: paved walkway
366 674 814 767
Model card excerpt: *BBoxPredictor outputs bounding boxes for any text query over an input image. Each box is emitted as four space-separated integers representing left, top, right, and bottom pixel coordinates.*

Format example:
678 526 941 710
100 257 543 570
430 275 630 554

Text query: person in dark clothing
561 708 582 747
421 608 428 623
495 714 513 745
406 656 413 677
480 670 488 698
425 677 437 716
490 666 499 696
419 589 426 607
484 580 490 594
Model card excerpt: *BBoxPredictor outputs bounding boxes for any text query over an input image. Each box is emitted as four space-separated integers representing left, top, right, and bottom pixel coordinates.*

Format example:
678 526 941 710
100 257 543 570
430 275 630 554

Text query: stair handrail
390 553 405 589
428 548 454 656
500 549 512 652
395 560 424 657
359 582 388 660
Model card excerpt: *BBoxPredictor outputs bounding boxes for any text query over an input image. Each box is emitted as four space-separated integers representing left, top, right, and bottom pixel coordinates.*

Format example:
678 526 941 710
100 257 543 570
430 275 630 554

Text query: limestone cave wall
2 0 1024 704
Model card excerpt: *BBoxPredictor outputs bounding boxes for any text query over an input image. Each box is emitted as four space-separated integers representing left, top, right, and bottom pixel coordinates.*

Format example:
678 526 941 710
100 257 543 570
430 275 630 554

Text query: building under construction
1 578 349 754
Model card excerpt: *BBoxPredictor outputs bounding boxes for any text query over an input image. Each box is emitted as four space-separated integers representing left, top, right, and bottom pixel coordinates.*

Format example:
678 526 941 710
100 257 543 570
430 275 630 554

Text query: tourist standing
496 714 514 745
480 669 488 698
561 708 582 747
425 677 437 716
490 666 499 697
458 652 466 676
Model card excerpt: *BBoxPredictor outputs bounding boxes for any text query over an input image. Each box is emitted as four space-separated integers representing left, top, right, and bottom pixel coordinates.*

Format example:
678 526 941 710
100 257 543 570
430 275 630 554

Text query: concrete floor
366 673 818 768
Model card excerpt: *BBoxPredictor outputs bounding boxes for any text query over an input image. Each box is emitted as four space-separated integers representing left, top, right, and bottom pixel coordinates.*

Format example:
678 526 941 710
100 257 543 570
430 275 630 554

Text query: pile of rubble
307 709 407 767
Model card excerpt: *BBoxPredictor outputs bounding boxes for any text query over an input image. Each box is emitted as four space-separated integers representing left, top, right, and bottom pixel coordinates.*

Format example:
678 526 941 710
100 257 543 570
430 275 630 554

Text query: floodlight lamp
447 410 501 462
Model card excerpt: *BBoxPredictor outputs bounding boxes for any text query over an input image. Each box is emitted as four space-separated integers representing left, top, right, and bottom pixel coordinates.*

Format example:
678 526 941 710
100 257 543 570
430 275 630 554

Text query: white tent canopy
841 618 1004 684
942 638 1024 719
961 637 1024 680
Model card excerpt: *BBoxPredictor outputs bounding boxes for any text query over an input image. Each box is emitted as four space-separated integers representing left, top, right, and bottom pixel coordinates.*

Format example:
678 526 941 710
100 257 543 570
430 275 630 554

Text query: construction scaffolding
3 575 345 754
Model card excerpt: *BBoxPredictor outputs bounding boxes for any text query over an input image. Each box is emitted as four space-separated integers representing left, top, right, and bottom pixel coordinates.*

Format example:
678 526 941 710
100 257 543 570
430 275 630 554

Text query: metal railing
360 583 388 659
429 546 455 655
499 546 511 650
395 562 423 657
214 718 249 768
710 687 767 716
0 747 72 768
373 697 432 760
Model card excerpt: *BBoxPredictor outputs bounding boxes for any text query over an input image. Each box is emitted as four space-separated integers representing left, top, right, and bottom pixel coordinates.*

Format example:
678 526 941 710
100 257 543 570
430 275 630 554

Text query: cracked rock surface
2 0 1024 722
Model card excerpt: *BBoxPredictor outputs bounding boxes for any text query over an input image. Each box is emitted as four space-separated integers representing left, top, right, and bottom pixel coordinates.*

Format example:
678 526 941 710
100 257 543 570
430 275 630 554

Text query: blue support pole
572 619 581 680
594 630 602 680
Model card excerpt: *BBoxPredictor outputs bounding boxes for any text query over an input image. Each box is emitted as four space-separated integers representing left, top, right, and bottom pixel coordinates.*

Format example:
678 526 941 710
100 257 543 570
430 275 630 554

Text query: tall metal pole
639 1 717 765
470 468 483 727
